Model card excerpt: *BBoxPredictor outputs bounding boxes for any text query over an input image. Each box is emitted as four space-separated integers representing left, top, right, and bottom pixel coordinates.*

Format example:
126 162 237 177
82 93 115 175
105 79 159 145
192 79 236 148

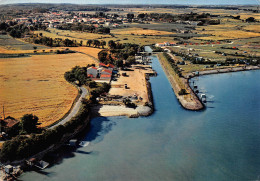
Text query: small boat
34 160 49 170
79 141 90 147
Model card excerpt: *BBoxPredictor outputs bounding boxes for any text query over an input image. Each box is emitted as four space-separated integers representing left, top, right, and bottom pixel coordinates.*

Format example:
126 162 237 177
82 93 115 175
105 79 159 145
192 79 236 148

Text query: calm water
21 54 260 181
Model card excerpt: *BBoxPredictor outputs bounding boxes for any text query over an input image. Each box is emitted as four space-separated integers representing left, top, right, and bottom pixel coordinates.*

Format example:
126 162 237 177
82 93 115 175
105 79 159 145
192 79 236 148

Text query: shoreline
157 54 204 111
157 53 260 111
91 69 155 118
186 65 260 78
91 104 153 118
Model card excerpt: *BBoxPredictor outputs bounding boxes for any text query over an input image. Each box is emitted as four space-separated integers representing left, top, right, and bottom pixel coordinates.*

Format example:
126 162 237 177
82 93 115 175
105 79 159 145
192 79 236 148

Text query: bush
178 89 187 95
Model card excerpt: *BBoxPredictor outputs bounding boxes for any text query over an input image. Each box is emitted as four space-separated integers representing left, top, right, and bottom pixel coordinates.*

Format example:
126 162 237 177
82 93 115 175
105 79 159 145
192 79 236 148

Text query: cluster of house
11 11 136 29
155 42 177 47
0 117 19 137
135 54 151 64
87 63 115 82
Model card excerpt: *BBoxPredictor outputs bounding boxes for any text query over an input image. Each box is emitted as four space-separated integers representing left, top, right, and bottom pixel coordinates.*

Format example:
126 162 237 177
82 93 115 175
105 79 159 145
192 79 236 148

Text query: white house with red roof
87 63 115 82
155 42 176 47
87 67 98 78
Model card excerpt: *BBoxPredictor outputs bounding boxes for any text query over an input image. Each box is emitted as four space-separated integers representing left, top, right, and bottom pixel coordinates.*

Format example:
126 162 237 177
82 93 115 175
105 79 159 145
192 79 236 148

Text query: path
49 87 88 129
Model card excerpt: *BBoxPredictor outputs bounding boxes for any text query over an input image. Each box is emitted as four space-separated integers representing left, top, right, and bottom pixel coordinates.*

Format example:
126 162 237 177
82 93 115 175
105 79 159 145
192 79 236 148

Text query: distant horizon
0 0 259 5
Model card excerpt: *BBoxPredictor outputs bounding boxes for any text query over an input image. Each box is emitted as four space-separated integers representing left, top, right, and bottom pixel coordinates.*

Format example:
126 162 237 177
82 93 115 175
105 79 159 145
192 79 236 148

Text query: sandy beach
91 105 152 117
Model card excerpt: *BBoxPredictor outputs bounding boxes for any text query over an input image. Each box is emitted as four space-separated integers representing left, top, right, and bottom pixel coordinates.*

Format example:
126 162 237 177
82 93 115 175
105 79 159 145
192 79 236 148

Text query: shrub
178 89 187 95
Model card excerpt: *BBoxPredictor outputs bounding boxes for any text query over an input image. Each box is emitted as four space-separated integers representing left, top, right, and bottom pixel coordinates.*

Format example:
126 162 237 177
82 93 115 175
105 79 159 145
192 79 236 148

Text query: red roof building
99 63 107 67
107 64 115 68
102 69 112 74
87 74 94 78
100 74 112 78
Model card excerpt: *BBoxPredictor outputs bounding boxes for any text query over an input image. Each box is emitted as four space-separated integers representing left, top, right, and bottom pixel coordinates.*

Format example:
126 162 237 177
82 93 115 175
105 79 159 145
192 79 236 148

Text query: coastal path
49 87 88 129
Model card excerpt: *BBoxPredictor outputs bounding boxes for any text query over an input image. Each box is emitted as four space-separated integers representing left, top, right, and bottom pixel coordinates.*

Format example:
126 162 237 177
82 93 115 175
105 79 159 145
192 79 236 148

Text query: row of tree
86 39 106 48
0 21 47 38
97 41 142 67
57 23 110 34
163 52 182 77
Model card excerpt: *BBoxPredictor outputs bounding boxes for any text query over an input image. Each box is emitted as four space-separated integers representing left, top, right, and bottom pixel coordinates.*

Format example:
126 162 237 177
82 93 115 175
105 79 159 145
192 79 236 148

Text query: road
49 86 88 129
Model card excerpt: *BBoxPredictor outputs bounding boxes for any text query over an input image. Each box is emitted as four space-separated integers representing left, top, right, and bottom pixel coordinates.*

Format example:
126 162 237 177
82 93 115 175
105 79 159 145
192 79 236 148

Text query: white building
87 67 98 78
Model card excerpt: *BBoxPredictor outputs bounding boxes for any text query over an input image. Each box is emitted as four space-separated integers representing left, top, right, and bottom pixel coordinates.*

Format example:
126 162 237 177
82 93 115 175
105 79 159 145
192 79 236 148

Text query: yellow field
243 25 260 33
112 27 174 36
35 28 110 44
0 46 61 54
68 47 100 60
196 24 260 40
239 13 260 21
33 27 177 46
0 49 99 127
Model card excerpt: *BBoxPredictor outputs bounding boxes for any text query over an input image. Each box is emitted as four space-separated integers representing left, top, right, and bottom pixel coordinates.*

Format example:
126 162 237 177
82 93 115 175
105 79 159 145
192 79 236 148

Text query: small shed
69 139 78 147
5 165 13 174
27 158 37 166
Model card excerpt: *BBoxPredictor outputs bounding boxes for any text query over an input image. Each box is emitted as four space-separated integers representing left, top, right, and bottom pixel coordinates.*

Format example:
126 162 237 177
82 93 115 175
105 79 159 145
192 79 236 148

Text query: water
21 55 260 181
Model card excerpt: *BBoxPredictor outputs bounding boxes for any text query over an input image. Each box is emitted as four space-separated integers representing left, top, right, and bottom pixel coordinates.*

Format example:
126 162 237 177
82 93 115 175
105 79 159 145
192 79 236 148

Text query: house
87 64 114 82
135 55 144 63
99 63 114 71
155 42 176 47
155 43 165 47
0 117 19 136
101 69 112 75
100 74 112 80
87 67 98 78
169 42 176 46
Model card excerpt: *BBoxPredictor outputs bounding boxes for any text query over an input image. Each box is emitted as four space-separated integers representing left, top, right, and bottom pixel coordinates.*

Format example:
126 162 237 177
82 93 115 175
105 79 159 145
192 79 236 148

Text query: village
0 3 259 180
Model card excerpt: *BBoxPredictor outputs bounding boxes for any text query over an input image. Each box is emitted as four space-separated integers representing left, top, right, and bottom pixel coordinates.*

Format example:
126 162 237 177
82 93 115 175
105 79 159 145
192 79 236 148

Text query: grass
35 28 111 45
243 25 260 33
0 51 98 127
111 27 174 36
0 34 49 51
158 53 186 90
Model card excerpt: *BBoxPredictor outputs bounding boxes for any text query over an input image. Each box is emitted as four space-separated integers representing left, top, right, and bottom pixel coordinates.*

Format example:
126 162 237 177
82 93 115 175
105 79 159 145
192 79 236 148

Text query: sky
0 0 259 5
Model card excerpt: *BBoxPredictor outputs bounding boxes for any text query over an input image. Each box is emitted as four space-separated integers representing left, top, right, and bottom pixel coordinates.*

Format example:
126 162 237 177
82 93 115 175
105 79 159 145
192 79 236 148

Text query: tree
101 40 106 49
98 50 108 62
127 13 134 19
93 39 100 48
178 89 187 95
137 13 145 19
20 114 40 134
108 40 116 49
89 81 97 88
246 17 256 22
87 39 93 47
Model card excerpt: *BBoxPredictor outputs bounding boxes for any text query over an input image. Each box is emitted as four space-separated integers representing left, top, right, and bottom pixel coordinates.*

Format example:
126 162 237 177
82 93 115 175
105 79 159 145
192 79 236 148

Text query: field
243 25 260 33
111 27 174 36
0 48 99 127
0 35 48 51
35 27 177 46
35 28 111 45
195 24 260 40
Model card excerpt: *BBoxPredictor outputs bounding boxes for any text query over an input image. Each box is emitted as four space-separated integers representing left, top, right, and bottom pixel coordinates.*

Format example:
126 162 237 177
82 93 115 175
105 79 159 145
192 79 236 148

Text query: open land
0 48 98 127
93 65 155 117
